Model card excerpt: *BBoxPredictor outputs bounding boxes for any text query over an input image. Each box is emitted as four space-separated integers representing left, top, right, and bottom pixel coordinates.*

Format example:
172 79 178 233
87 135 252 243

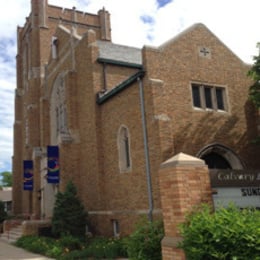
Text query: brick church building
12 0 260 237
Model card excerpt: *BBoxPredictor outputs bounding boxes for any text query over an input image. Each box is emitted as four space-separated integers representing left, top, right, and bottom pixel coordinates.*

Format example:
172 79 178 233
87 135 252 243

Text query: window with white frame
117 125 131 172
191 83 227 111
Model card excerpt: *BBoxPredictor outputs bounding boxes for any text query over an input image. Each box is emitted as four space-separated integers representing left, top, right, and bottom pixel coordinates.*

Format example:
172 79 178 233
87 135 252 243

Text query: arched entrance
202 152 231 169
197 144 244 170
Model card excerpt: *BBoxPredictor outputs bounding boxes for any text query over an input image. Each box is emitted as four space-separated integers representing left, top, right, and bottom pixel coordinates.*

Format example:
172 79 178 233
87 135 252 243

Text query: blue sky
157 0 173 8
0 0 259 173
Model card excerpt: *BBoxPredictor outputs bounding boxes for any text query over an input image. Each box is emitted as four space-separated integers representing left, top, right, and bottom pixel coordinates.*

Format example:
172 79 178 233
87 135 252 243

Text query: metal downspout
138 76 154 222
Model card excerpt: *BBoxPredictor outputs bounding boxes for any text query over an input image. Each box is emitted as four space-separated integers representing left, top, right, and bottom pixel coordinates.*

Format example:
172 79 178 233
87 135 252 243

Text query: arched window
50 73 68 144
51 36 58 59
117 125 131 173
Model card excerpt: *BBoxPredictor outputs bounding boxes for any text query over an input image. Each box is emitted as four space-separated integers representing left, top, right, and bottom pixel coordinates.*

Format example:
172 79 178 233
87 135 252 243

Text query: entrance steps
0 223 23 243
1 219 52 244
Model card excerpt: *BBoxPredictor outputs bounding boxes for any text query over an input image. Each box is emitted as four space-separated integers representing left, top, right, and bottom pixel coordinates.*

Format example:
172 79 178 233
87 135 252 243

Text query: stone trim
161 152 206 169
154 114 171 121
88 208 161 216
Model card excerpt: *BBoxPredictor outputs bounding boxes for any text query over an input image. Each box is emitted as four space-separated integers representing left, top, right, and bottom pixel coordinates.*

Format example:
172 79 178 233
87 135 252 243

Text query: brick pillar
159 153 213 260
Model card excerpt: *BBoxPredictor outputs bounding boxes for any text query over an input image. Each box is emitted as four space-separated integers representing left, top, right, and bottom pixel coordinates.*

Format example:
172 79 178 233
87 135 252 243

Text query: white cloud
0 0 259 172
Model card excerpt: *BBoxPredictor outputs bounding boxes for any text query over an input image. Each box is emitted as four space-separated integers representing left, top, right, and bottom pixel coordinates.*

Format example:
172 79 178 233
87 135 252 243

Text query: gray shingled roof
97 41 142 65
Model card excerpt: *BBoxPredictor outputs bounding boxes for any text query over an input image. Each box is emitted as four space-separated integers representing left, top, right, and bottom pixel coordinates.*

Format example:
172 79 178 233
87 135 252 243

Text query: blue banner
23 160 33 190
47 146 60 184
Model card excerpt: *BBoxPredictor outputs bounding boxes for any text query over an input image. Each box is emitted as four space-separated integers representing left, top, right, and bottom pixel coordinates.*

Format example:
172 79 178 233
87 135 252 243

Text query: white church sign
210 170 260 210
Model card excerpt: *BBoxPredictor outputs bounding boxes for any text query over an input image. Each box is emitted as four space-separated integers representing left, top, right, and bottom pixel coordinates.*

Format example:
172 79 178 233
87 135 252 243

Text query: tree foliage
248 43 260 108
52 181 87 239
247 43 260 143
0 171 12 187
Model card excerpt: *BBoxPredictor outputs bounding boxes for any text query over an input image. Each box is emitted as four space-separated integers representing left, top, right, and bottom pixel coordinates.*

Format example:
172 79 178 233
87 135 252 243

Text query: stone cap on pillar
160 152 206 169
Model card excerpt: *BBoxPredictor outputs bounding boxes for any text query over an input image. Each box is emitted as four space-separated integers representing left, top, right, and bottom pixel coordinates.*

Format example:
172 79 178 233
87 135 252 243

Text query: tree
248 43 260 108
248 43 260 143
52 181 87 239
0 171 12 187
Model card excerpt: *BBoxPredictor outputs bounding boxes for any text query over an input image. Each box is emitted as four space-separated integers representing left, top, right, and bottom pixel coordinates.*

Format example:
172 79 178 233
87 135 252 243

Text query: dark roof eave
97 57 143 69
97 70 145 105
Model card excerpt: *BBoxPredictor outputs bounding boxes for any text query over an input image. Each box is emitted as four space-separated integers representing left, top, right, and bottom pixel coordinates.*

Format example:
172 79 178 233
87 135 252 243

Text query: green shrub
15 235 83 258
52 181 87 239
104 237 128 258
16 234 127 260
57 249 91 260
45 245 63 259
88 237 127 259
125 219 164 260
57 236 127 260
179 204 260 260
0 200 7 223
58 235 83 251
15 235 59 255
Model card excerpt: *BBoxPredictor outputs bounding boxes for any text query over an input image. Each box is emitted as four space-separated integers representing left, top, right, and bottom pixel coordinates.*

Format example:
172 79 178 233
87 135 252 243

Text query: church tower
12 0 111 217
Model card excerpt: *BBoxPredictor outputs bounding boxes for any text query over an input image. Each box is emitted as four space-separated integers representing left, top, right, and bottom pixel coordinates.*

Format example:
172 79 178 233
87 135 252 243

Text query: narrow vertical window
51 36 58 59
216 88 225 110
112 219 120 237
123 128 130 168
204 87 213 109
192 84 201 108
118 126 131 172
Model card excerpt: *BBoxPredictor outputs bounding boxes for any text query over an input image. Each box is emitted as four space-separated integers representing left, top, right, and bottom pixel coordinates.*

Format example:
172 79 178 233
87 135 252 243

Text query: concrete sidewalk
0 239 54 260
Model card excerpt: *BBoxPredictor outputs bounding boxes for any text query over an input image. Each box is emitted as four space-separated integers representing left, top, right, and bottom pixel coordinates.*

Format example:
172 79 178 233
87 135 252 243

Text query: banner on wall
47 145 60 184
23 160 33 190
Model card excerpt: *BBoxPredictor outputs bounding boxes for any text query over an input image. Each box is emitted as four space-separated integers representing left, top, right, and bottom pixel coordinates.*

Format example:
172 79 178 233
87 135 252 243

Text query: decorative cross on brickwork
199 47 211 58
200 47 210 56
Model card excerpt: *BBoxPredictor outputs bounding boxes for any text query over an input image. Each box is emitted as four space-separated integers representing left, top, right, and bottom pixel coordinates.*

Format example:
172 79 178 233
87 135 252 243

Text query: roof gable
158 23 246 65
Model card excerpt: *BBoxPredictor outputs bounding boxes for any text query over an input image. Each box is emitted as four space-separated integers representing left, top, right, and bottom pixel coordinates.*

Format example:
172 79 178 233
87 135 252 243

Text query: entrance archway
197 144 244 170
202 152 231 169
